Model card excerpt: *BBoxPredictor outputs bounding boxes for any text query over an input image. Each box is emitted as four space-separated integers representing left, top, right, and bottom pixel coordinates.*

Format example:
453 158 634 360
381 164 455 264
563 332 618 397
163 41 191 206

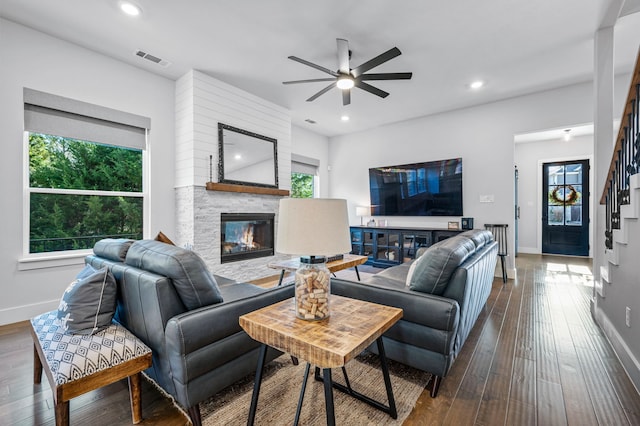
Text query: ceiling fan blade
351 47 402 78
360 72 413 81
354 80 389 98
288 56 339 77
306 83 336 102
342 89 351 106
283 78 336 85
337 38 350 74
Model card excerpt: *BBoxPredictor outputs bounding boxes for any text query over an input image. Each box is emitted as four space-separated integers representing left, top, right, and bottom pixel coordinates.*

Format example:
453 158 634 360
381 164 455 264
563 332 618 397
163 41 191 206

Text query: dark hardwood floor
1 254 639 425
406 254 640 425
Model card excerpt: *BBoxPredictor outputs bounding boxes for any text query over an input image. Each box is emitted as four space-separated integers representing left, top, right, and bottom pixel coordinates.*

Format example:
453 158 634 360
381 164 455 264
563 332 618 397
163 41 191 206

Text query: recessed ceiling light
341 115 350 122
469 80 484 90
119 1 142 16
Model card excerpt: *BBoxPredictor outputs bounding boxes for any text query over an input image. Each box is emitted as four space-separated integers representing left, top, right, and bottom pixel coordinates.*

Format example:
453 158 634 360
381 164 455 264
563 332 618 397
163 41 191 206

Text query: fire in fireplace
220 213 274 263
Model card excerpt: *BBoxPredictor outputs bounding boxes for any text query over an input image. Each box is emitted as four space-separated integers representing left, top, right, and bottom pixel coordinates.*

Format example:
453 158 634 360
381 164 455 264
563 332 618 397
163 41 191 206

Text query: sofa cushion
373 261 413 284
93 238 135 262
57 264 117 334
365 264 411 288
409 235 476 295
459 229 492 249
125 240 223 310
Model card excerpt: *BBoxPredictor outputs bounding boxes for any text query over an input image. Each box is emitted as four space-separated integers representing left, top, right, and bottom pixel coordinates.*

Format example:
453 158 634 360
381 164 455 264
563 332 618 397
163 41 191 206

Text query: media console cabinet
349 226 464 268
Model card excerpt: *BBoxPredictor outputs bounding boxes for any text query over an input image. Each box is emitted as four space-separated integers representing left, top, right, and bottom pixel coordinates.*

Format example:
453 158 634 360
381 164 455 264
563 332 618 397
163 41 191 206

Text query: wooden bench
30 311 152 425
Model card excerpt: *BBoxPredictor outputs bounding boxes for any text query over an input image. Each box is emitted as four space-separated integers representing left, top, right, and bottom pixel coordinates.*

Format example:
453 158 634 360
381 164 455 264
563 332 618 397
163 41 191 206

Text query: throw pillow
155 231 176 245
405 260 419 287
56 264 117 335
125 240 223 310
409 236 476 295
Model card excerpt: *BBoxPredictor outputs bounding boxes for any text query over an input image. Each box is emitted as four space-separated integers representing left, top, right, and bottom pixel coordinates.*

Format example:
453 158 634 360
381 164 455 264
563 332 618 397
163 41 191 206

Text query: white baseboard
594 304 640 395
517 246 539 254
0 300 59 326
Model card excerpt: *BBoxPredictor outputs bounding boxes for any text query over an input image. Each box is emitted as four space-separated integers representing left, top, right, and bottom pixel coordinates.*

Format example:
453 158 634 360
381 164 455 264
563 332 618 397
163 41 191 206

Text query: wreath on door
549 185 580 205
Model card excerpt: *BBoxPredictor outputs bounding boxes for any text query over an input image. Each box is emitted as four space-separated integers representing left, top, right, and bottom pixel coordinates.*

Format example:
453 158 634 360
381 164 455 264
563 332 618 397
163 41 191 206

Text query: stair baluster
601 49 640 248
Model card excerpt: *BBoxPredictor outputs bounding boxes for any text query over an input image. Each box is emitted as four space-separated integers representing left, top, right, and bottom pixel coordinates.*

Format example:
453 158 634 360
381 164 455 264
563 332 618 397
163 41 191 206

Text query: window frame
291 154 320 198
20 89 150 266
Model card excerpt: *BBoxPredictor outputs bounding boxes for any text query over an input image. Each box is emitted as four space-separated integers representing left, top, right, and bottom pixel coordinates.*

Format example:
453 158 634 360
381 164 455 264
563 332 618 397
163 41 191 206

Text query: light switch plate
479 194 495 203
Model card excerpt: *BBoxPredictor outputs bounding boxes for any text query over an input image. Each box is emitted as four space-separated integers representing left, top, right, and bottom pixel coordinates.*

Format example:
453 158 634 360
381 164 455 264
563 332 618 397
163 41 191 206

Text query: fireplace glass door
221 213 275 263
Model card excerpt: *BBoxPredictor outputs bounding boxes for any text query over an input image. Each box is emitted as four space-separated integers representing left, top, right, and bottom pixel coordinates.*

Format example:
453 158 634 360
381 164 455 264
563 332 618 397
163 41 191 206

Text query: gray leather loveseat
86 238 293 426
331 229 498 397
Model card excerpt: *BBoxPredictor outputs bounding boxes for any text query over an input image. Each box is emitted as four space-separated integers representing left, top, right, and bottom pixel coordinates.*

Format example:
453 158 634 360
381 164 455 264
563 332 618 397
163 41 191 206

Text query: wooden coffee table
239 295 402 425
268 254 369 286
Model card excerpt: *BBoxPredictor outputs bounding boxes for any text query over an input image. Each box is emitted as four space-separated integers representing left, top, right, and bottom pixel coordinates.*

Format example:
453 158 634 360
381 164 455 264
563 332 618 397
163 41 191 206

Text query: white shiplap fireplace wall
175 70 292 281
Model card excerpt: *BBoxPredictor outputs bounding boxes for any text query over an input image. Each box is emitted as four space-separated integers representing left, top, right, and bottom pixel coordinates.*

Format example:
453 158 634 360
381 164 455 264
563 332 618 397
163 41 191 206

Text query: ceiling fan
283 38 412 106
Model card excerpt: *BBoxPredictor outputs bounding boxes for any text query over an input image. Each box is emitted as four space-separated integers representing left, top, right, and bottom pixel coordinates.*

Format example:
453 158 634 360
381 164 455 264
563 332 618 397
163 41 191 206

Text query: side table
267 254 369 286
239 295 403 425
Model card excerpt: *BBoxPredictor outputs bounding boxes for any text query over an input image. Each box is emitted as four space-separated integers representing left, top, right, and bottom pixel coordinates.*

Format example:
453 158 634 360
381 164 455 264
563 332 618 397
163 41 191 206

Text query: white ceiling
2 1 640 137
514 123 596 144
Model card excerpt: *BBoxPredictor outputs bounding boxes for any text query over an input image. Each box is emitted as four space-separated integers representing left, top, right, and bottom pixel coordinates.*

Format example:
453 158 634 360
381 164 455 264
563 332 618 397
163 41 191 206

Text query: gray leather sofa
85 238 293 426
331 229 498 397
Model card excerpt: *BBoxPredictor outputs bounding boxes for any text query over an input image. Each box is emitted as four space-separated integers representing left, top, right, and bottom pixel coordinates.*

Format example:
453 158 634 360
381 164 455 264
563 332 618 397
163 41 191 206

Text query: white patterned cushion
31 310 151 385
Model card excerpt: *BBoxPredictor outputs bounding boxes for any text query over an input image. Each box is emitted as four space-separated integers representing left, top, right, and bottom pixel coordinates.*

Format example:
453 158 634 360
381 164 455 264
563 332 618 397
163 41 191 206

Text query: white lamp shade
356 206 369 217
276 198 352 256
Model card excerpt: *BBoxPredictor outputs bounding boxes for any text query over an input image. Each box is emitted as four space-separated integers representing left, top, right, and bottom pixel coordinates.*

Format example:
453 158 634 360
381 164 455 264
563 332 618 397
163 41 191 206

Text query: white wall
515 134 594 254
291 125 330 198
175 70 291 190
0 19 175 325
328 75 631 275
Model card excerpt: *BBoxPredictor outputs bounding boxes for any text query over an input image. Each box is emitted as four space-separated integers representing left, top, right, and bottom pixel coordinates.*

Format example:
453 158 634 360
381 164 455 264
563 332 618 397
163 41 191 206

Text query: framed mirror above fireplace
218 123 278 188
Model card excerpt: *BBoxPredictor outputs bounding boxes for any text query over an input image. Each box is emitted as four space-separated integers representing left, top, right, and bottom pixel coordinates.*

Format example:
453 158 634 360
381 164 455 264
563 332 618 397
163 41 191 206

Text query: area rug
199 352 431 425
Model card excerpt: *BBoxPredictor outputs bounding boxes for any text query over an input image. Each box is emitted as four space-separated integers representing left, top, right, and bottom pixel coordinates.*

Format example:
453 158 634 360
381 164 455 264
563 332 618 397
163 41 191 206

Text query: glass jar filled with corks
294 256 330 320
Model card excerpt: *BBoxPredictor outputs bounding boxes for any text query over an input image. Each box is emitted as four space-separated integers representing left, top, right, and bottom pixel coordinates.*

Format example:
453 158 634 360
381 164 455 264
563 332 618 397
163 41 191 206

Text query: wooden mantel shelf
206 182 290 196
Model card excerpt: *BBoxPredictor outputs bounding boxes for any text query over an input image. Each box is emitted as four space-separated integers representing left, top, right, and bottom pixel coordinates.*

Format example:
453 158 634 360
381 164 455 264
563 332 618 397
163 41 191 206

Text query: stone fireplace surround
175 185 289 283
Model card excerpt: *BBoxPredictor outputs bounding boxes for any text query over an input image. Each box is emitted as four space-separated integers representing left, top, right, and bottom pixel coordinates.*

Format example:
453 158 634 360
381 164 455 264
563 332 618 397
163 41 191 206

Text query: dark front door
542 160 589 256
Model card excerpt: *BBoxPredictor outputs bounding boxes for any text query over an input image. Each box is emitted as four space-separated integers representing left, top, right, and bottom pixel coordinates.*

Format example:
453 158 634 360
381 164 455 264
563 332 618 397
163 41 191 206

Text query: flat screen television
369 158 463 216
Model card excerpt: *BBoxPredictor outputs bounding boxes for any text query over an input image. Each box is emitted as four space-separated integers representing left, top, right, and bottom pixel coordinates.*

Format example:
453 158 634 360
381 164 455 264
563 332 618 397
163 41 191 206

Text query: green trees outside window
291 172 314 198
28 133 143 253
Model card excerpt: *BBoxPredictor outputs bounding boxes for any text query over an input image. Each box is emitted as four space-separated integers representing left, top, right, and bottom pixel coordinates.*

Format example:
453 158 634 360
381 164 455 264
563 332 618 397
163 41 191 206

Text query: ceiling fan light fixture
336 76 355 90
284 39 411 105
119 1 142 16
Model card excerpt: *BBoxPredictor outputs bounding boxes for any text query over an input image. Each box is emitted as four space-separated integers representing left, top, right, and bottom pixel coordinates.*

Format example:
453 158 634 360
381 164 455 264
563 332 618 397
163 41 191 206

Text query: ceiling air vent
134 50 171 68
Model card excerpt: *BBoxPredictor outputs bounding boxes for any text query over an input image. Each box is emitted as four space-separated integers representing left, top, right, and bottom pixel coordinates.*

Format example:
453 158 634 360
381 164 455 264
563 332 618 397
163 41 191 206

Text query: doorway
541 160 589 256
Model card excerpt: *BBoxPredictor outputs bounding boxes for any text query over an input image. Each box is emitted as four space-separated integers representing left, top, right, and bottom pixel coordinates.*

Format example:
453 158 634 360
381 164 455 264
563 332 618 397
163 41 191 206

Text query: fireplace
220 213 275 263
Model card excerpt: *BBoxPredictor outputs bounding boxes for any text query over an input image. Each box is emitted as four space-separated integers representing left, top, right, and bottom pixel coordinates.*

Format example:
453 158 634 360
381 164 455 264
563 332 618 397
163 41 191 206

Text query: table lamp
356 206 369 226
276 198 351 320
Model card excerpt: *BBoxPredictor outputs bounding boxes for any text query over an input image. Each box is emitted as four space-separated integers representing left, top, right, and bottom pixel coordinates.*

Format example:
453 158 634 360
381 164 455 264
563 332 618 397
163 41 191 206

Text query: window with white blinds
23 88 150 254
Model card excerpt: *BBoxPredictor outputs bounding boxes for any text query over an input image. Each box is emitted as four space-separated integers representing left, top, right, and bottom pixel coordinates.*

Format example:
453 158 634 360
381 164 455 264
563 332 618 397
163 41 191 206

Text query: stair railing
601 48 640 250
